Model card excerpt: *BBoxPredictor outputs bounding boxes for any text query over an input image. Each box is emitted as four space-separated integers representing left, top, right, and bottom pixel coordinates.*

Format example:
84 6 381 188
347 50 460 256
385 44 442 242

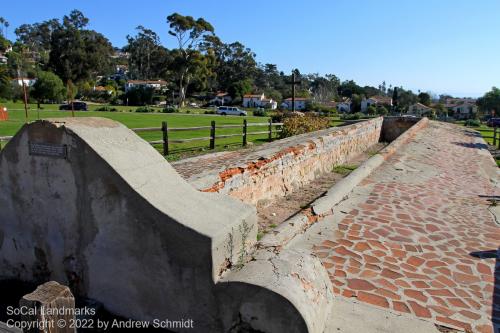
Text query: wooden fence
484 126 500 149
134 119 283 155
0 119 283 155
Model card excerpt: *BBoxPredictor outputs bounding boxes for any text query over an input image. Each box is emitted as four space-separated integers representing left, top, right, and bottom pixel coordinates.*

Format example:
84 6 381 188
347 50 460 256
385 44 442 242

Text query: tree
367 105 377 115
125 26 170 80
418 92 431 106
477 87 500 115
31 71 65 105
377 106 389 115
167 13 214 106
48 10 113 83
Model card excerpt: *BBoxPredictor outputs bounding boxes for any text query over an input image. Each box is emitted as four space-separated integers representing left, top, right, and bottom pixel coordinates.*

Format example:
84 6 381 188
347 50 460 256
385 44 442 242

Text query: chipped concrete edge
259 117 430 249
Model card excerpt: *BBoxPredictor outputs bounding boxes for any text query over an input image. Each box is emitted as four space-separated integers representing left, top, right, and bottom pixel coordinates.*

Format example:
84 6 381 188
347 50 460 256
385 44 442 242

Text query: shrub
204 110 216 114
271 112 285 123
464 119 480 127
342 112 365 120
377 106 389 115
95 106 118 112
162 106 178 113
253 109 267 117
135 106 155 113
280 114 330 138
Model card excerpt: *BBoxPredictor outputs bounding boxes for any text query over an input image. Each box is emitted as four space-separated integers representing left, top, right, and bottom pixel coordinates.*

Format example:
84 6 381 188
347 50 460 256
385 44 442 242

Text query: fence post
243 119 247 147
162 121 169 156
494 126 498 147
210 120 216 149
268 118 272 142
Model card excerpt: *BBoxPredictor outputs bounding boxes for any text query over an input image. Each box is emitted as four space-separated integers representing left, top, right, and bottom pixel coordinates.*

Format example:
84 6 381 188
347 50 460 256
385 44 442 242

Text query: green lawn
0 103 280 160
0 102 344 160
459 122 499 166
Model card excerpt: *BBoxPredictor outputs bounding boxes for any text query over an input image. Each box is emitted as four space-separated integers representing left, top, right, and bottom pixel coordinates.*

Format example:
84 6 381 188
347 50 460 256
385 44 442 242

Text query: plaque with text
29 142 68 159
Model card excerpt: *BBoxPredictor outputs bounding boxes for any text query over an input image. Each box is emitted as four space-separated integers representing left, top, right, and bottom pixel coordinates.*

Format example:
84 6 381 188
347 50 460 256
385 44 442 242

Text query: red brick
374 278 398 292
458 309 481 320
435 316 472 332
347 278 376 291
391 248 407 258
342 289 356 298
393 301 411 313
425 260 447 268
447 297 468 308
381 268 403 279
376 288 401 300
353 242 371 252
321 240 337 247
408 301 432 318
456 264 473 275
334 269 346 278
428 305 455 316
407 256 425 267
427 289 454 297
452 272 480 284
411 281 430 289
360 270 379 278
436 275 457 287
329 256 346 264
357 291 390 308
403 289 428 302
394 279 412 288
477 262 492 275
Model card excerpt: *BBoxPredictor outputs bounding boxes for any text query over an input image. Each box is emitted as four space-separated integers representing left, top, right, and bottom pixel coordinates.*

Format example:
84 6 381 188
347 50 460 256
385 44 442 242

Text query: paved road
292 122 499 333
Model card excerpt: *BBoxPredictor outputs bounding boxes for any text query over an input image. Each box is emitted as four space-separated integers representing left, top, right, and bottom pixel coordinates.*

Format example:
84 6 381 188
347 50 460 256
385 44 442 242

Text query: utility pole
287 71 301 112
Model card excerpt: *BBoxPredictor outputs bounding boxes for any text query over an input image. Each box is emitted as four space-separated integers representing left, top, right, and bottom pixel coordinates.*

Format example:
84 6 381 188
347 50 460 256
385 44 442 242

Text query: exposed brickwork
312 122 499 332
173 118 383 205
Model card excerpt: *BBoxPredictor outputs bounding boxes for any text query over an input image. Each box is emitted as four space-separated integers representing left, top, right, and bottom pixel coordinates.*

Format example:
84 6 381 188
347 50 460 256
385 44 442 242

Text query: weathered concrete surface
289 121 500 333
324 297 440 333
0 118 330 332
173 117 383 206
381 116 422 142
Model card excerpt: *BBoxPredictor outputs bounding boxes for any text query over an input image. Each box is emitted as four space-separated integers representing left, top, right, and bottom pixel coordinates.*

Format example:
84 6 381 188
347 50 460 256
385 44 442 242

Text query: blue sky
3 0 499 97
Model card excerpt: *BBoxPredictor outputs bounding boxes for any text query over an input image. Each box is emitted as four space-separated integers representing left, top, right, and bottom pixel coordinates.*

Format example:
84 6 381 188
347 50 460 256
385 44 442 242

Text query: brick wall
202 118 383 206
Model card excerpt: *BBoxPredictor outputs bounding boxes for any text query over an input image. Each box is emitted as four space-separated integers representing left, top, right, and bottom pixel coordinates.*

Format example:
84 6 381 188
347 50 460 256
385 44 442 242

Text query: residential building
335 98 352 113
282 98 308 111
125 80 168 92
261 98 278 110
408 103 433 117
361 95 392 112
242 93 265 108
211 92 233 106
12 77 37 87
444 98 478 120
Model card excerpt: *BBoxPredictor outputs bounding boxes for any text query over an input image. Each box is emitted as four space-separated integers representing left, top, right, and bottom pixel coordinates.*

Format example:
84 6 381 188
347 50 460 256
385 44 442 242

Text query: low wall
381 116 422 142
201 117 383 206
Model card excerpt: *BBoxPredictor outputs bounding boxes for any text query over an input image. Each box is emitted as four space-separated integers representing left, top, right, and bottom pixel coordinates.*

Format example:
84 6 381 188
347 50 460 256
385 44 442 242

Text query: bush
271 112 285 123
342 112 365 120
162 106 177 113
280 114 330 138
464 119 480 127
135 106 155 113
95 106 118 112
253 109 267 117
204 110 216 114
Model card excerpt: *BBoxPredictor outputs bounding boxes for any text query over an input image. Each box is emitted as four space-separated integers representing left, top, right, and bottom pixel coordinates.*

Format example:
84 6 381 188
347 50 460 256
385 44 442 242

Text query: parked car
59 102 88 111
486 118 500 127
216 106 247 116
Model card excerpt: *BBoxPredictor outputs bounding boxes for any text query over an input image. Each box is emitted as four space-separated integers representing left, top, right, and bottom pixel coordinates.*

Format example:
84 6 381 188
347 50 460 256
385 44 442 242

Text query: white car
216 106 247 116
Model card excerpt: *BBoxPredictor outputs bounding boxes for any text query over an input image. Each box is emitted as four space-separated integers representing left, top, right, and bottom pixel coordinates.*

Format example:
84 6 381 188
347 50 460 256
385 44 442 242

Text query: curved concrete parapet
216 249 334 333
0 118 332 332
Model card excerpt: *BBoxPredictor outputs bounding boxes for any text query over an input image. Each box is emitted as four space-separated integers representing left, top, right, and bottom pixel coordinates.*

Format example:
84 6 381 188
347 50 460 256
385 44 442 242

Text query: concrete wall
381 116 422 142
0 118 332 332
201 117 383 206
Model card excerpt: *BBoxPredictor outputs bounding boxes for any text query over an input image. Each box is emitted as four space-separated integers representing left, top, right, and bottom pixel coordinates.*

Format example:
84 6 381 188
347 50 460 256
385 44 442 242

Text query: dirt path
257 142 387 233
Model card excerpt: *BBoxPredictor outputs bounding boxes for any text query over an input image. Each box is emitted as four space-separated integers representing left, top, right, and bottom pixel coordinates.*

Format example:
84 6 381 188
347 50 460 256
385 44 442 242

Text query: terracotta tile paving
312 123 500 332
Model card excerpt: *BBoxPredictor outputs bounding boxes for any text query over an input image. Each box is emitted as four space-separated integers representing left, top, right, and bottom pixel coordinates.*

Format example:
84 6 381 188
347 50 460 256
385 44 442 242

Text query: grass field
0 102 343 160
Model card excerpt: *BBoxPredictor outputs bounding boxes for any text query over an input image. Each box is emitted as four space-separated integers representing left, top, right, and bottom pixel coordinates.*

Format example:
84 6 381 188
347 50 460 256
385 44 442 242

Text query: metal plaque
29 142 68 159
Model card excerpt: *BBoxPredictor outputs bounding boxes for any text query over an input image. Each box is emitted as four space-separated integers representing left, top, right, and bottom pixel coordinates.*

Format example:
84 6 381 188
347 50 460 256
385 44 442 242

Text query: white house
335 98 351 113
451 103 478 120
242 94 265 108
125 80 168 92
408 103 433 116
12 77 37 87
282 98 307 111
211 92 232 106
361 95 392 112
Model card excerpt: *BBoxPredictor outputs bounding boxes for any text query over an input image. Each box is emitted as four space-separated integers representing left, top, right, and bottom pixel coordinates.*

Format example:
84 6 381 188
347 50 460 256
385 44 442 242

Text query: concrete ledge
217 248 334 333
313 117 429 216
